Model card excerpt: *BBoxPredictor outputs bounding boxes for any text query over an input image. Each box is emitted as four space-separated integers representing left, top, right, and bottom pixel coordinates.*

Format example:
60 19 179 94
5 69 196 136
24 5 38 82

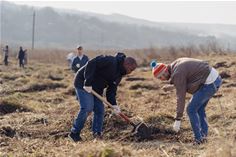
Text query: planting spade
91 89 152 140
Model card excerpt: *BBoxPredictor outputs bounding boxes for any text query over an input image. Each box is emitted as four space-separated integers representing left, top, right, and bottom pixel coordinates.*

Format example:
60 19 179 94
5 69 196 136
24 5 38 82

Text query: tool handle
118 113 135 126
91 89 134 125
91 89 114 108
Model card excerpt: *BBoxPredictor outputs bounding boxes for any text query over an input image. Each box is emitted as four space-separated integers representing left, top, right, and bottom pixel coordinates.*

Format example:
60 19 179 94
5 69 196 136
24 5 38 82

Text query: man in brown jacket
151 58 222 145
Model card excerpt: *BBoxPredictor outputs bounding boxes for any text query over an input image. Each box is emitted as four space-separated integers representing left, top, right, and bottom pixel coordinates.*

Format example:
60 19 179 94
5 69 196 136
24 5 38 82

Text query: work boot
68 132 82 142
193 140 201 145
201 137 208 144
93 132 103 140
192 138 207 146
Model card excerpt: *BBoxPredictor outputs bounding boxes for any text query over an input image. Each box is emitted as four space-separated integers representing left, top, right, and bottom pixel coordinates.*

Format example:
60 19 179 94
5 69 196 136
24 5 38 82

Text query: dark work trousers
19 59 24 68
4 56 8 66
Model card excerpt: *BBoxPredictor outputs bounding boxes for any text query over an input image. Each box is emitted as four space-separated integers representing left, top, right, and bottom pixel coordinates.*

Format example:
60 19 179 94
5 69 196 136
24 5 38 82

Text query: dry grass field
0 50 236 157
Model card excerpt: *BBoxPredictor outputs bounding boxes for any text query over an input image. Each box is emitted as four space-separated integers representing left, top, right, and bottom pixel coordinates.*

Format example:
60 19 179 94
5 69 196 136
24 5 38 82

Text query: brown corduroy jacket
169 58 211 119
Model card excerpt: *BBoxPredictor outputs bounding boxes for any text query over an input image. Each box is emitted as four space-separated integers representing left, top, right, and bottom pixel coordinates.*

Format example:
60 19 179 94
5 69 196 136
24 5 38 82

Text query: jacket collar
116 53 127 76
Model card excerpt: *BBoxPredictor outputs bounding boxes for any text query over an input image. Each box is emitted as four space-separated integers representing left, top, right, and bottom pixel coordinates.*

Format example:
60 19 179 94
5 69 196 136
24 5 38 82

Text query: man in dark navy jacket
69 52 137 142
18 46 26 68
71 45 89 73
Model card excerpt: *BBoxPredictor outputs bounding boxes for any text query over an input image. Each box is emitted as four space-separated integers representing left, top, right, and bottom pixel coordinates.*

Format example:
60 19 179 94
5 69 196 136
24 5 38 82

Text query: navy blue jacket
18 50 25 60
74 53 127 105
71 55 89 73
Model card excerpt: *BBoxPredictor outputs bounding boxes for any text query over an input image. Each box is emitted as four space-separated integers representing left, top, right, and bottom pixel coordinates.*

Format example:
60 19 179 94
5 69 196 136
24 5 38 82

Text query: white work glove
112 105 121 115
173 120 181 132
83 86 92 93
76 64 80 68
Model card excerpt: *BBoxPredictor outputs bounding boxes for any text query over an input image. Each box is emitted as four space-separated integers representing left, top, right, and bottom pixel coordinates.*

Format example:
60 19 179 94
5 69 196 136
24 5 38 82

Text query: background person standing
2 45 9 66
71 45 89 73
18 46 25 68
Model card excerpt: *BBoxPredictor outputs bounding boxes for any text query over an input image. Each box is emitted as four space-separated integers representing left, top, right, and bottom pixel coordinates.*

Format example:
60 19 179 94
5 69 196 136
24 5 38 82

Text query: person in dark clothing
71 45 89 73
18 47 26 68
68 52 137 142
3 45 9 66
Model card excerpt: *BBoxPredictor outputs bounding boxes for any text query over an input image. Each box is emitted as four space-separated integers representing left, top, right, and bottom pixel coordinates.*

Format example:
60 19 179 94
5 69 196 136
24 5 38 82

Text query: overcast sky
11 1 236 25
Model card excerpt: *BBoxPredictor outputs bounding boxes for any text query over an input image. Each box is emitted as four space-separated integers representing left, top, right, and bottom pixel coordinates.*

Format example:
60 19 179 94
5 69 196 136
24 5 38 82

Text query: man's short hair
125 57 137 67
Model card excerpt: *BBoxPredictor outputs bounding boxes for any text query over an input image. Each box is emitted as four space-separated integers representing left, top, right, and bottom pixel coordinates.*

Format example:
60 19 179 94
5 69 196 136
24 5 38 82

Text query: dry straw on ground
0 48 236 156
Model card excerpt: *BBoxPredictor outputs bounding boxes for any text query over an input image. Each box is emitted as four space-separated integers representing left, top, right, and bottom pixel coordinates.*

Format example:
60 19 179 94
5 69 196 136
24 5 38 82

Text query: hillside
1 1 236 50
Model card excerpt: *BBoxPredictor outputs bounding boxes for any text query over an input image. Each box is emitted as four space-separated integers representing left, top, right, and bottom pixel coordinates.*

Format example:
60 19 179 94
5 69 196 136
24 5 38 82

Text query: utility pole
79 27 83 44
100 31 104 49
32 10 35 50
227 42 231 53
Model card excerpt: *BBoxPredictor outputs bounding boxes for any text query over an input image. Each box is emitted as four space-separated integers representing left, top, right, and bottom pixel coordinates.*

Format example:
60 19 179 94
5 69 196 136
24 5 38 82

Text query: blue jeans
187 76 222 141
71 88 105 135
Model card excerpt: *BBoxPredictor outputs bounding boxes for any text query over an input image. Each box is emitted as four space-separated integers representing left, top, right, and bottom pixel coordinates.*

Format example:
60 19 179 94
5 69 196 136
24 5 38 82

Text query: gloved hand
173 120 181 132
83 86 92 93
112 105 121 115
76 64 80 68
